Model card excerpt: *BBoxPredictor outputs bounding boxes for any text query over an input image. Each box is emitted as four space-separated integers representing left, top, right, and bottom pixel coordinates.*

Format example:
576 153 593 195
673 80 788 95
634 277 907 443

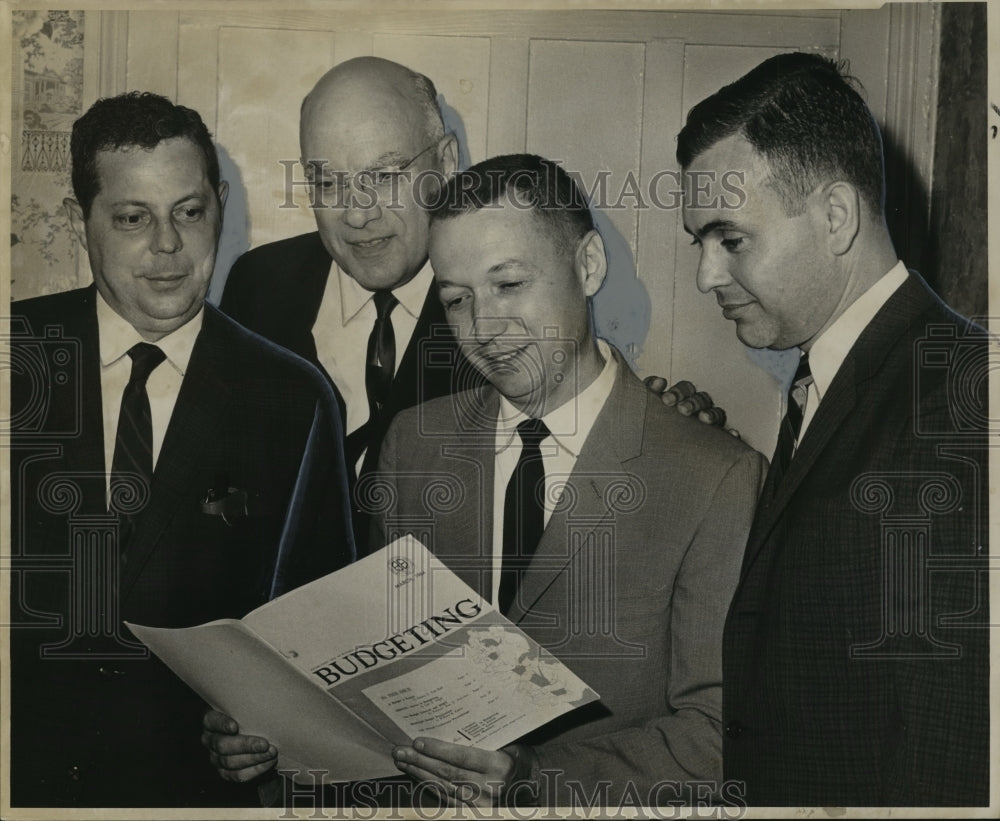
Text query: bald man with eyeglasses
220 58 470 553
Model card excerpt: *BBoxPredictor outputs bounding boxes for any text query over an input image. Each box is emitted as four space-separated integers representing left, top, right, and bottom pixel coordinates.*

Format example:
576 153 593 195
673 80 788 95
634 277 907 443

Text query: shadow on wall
208 144 250 305
882 127 930 301
589 208 651 370
440 95 471 171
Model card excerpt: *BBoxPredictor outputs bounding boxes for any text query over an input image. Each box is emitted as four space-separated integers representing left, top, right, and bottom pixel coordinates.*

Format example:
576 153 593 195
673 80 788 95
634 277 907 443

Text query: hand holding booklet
126 536 599 784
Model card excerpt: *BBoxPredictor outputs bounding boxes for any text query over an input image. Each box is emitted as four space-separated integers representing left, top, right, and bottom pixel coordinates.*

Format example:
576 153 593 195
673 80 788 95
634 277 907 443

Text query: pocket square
201 486 249 525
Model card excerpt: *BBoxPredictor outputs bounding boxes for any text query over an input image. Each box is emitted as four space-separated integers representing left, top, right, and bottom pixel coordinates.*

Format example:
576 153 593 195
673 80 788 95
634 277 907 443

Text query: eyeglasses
305 140 440 205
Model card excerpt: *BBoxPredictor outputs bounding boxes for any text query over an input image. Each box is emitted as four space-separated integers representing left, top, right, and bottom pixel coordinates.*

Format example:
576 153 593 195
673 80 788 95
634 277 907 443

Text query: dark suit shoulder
220 232 331 338
202 304 332 398
12 286 94 330
225 232 327 286
859 277 988 434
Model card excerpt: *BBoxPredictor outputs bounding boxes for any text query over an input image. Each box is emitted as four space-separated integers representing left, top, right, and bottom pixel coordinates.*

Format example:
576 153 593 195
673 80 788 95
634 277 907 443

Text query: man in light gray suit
203 154 763 810
382 154 765 808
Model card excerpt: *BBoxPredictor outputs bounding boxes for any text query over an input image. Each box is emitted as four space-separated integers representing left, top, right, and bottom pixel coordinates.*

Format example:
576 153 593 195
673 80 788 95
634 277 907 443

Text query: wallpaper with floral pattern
11 10 85 301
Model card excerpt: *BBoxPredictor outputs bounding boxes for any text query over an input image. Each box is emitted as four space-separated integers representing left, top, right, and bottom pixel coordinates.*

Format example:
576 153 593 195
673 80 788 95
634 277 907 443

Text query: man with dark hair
9 91 354 807
679 52 989 805
204 153 766 808
69 91 222 218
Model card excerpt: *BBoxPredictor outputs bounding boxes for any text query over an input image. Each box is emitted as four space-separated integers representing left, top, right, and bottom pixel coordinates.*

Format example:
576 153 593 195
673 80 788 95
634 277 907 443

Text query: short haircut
430 154 595 251
676 52 885 215
70 91 221 217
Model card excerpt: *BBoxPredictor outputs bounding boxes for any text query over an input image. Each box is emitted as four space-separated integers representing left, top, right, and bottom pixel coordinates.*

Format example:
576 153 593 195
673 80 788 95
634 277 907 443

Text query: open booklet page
126 535 599 783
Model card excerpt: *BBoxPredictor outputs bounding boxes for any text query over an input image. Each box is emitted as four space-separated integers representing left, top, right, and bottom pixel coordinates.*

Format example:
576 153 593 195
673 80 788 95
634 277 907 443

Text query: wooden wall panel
125 11 178 100
526 40 647 367
486 38 529 158
635 39 684 379
527 40 645 261
176 22 219 133
372 34 491 166
215 27 335 250
177 9 839 46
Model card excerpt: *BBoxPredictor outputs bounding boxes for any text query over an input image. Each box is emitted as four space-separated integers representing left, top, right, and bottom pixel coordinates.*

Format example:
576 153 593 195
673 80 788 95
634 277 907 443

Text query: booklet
126 535 599 784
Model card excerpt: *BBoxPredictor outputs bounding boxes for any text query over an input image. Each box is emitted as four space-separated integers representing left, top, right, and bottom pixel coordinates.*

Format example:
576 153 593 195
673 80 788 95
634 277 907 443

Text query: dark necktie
366 290 398 417
498 418 550 614
110 342 166 560
769 353 813 489
346 291 399 471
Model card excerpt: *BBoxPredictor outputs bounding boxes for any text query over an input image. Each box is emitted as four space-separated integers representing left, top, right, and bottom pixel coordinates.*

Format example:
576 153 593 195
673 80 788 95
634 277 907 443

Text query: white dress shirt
97 292 202 502
797 260 909 439
313 259 435 436
490 339 619 605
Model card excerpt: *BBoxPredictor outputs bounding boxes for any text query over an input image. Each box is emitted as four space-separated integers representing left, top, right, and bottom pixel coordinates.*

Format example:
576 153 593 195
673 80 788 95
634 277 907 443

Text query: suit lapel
294 242 345 421
357 280 458 479
391 279 450 412
740 361 857 576
739 275 939 580
441 386 498 599
508 353 646 623
294 234 334 366
120 308 233 598
57 287 108 510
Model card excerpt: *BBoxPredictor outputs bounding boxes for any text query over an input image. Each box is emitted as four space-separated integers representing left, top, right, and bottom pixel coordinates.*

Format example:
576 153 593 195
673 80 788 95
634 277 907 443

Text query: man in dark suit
202 155 765 810
220 57 469 552
8 92 354 807
678 53 989 806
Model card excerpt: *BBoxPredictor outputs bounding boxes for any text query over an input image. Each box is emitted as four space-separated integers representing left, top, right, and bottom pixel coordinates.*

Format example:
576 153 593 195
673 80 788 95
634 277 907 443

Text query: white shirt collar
96 289 203 376
806 261 909 402
337 258 434 325
495 339 618 458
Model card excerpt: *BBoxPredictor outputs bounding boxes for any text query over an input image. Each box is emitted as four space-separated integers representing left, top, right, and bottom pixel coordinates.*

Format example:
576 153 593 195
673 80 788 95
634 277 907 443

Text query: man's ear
822 181 860 256
576 229 608 297
63 198 88 250
437 133 459 179
217 180 230 213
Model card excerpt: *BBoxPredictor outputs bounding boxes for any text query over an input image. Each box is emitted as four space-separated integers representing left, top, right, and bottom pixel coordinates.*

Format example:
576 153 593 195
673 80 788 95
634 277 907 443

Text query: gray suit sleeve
365 414 402 553
531 447 766 806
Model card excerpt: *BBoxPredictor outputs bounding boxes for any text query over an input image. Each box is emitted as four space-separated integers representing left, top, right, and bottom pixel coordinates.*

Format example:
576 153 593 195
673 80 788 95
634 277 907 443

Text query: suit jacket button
725 720 744 740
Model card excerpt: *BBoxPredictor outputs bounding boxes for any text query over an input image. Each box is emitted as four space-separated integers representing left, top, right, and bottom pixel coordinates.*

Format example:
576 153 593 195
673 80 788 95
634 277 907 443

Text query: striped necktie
110 342 165 561
769 353 813 489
